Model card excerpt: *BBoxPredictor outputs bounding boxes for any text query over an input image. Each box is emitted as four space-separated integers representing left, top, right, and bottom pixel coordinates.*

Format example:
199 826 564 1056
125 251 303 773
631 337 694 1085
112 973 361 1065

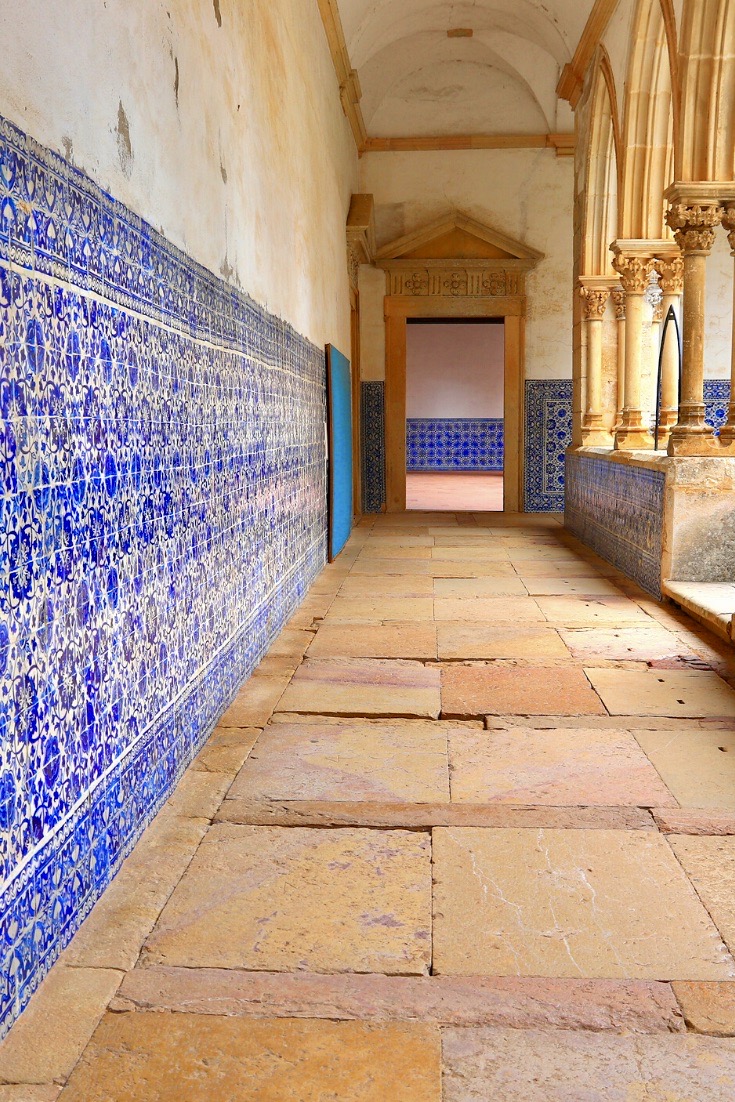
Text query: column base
667 432 735 457
614 427 655 450
717 420 735 446
652 408 678 451
581 427 614 446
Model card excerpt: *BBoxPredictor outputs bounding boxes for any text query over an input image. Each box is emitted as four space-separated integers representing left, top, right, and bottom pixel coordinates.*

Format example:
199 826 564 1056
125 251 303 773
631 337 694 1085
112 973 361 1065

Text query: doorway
405 318 505 511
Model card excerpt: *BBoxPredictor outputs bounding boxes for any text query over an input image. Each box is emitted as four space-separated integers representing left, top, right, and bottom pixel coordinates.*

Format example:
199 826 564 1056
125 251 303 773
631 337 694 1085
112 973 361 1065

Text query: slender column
611 252 656 450
655 256 684 449
665 201 724 455
611 288 626 428
580 286 611 445
718 206 735 445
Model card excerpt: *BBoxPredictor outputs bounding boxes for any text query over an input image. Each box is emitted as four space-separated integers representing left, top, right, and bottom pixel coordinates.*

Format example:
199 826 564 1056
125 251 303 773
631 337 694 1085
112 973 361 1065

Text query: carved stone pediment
377 211 542 297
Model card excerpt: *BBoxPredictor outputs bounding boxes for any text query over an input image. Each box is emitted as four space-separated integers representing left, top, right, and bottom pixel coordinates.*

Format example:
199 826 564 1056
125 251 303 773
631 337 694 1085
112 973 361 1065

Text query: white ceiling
337 0 593 136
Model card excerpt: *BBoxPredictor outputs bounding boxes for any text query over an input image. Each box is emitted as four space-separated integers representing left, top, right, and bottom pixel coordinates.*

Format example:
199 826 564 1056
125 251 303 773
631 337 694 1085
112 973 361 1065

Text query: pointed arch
580 48 620 277
619 0 678 239
678 0 735 181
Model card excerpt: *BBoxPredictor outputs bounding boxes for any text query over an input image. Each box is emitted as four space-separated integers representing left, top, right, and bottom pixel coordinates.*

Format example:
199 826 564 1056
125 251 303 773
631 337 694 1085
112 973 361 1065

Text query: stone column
580 285 611 445
655 256 684 449
611 288 626 428
611 251 656 450
718 205 735 446
665 201 724 455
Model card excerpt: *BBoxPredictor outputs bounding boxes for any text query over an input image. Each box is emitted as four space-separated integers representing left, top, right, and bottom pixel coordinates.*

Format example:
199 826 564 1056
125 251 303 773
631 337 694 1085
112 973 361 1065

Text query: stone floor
5 512 735 1099
405 472 504 511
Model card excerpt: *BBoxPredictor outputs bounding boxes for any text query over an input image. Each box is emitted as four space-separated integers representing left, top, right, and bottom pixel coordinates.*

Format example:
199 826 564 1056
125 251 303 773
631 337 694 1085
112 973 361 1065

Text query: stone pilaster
654 255 684 449
580 285 612 445
611 251 656 450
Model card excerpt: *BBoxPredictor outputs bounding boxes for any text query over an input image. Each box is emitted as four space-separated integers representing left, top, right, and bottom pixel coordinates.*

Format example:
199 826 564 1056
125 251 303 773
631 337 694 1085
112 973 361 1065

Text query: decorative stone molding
346 193 376 292
666 203 724 255
611 253 656 294
656 256 684 295
722 206 735 255
611 288 626 320
579 286 609 320
387 266 522 298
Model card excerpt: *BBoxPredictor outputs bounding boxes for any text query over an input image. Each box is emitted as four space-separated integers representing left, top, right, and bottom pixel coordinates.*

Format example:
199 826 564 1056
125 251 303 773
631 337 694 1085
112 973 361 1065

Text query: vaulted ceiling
336 0 592 137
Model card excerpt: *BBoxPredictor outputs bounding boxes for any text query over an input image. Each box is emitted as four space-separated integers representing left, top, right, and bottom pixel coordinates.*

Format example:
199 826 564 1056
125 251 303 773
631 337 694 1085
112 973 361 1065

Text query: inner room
405 318 505 511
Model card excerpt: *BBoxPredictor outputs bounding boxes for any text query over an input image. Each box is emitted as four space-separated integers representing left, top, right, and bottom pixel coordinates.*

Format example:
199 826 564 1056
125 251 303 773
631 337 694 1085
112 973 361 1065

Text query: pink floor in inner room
406 472 504 511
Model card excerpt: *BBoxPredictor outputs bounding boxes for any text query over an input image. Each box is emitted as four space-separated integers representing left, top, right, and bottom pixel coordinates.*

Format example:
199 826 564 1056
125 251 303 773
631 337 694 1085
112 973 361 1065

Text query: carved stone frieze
722 206 735 254
656 255 684 295
611 253 657 295
388 266 522 297
579 286 609 320
666 202 724 255
611 288 626 320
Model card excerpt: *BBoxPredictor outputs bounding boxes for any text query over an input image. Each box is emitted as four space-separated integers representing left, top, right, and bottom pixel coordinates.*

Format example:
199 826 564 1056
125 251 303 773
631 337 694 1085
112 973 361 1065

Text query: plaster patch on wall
116 101 133 178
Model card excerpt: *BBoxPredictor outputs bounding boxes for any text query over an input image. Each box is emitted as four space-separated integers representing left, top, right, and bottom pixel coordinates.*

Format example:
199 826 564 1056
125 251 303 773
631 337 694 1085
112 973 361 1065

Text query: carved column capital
579 286 609 320
652 300 665 324
656 255 684 295
665 202 724 255
611 288 626 320
611 253 656 294
722 205 735 255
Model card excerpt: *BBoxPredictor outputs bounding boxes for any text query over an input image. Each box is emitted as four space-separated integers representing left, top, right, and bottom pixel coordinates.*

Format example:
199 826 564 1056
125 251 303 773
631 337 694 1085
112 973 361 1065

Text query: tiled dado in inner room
0 114 328 1036
406 419 504 471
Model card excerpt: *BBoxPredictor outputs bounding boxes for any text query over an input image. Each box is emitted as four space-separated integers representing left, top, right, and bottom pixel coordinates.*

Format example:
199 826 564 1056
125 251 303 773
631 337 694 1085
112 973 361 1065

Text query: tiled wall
406 419 504 471
565 454 665 597
524 380 572 512
0 116 327 1035
705 380 731 432
361 381 386 513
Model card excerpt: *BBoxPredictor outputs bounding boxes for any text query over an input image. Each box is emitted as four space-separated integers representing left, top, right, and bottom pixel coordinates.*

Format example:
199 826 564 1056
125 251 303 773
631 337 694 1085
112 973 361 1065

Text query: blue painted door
326 344 353 560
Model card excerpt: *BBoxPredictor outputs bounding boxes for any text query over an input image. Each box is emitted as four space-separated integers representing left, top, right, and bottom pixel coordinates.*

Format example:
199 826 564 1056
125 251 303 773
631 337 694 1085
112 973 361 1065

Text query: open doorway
405 318 505 511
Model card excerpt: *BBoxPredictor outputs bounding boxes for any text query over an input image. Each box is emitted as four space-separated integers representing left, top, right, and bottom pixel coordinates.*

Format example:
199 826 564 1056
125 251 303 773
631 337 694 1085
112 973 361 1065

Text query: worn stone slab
442 1027 735 1101
635 729 735 809
434 598 545 623
437 623 569 661
587 668 735 718
433 828 735 979
228 722 450 803
673 982 735 1035
307 623 437 660
0 967 121 1085
524 577 624 596
191 727 261 775
669 836 735 955
59 1013 441 1102
323 597 435 622
560 626 692 663
65 816 209 970
653 807 735 834
113 968 683 1032
359 545 431 559
0 1090 61 1101
431 546 510 562
441 666 605 717
216 800 656 830
143 824 432 974
429 561 520 578
338 575 434 598
537 596 654 626
218 674 291 727
448 728 675 806
364 535 434 547
162 767 232 820
350 558 435 576
433 577 528 598
516 561 617 577
277 659 441 718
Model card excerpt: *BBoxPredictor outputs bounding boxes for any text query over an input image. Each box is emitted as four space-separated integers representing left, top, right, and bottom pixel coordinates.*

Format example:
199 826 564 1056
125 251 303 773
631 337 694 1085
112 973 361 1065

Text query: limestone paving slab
338 575 434 598
434 598 545 623
537 596 654 626
673 982 735 1035
432 828 735 979
635 729 735 810
428 561 519 578
653 807 735 834
0 1090 61 1101
359 545 431 559
516 561 617 576
228 722 450 803
58 1013 441 1102
350 558 435 576
560 626 691 663
438 623 570 661
669 836 735 955
277 658 441 718
114 968 683 1032
523 577 624 596
441 1026 735 1102
441 665 605 717
191 727 261 775
433 577 528 598
143 824 432 974
587 668 735 718
431 546 510 561
323 597 434 622
217 673 291 727
307 623 438 660
448 728 674 806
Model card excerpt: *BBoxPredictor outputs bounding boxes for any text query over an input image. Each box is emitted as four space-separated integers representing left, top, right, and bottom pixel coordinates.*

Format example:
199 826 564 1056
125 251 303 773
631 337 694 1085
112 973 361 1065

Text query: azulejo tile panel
406 418 504 471
361 381 385 514
0 114 327 1035
565 454 664 598
704 379 731 433
524 380 572 512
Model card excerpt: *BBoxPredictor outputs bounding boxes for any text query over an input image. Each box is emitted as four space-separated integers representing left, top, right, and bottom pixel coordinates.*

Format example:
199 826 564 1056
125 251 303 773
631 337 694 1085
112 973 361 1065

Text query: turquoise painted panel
327 345 353 559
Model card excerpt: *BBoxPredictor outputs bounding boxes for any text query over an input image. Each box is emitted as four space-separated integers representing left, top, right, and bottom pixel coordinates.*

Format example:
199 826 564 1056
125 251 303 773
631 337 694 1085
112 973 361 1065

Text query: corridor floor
5 512 735 1099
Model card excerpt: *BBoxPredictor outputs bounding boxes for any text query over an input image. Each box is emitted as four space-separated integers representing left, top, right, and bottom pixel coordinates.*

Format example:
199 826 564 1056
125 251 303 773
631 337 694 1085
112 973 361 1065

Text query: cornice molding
557 0 620 109
316 0 367 153
364 133 575 156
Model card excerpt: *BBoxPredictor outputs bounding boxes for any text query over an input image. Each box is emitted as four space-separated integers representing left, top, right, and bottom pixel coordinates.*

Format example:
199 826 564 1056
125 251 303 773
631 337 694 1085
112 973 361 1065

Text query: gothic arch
677 0 735 181
619 0 677 239
581 49 620 277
